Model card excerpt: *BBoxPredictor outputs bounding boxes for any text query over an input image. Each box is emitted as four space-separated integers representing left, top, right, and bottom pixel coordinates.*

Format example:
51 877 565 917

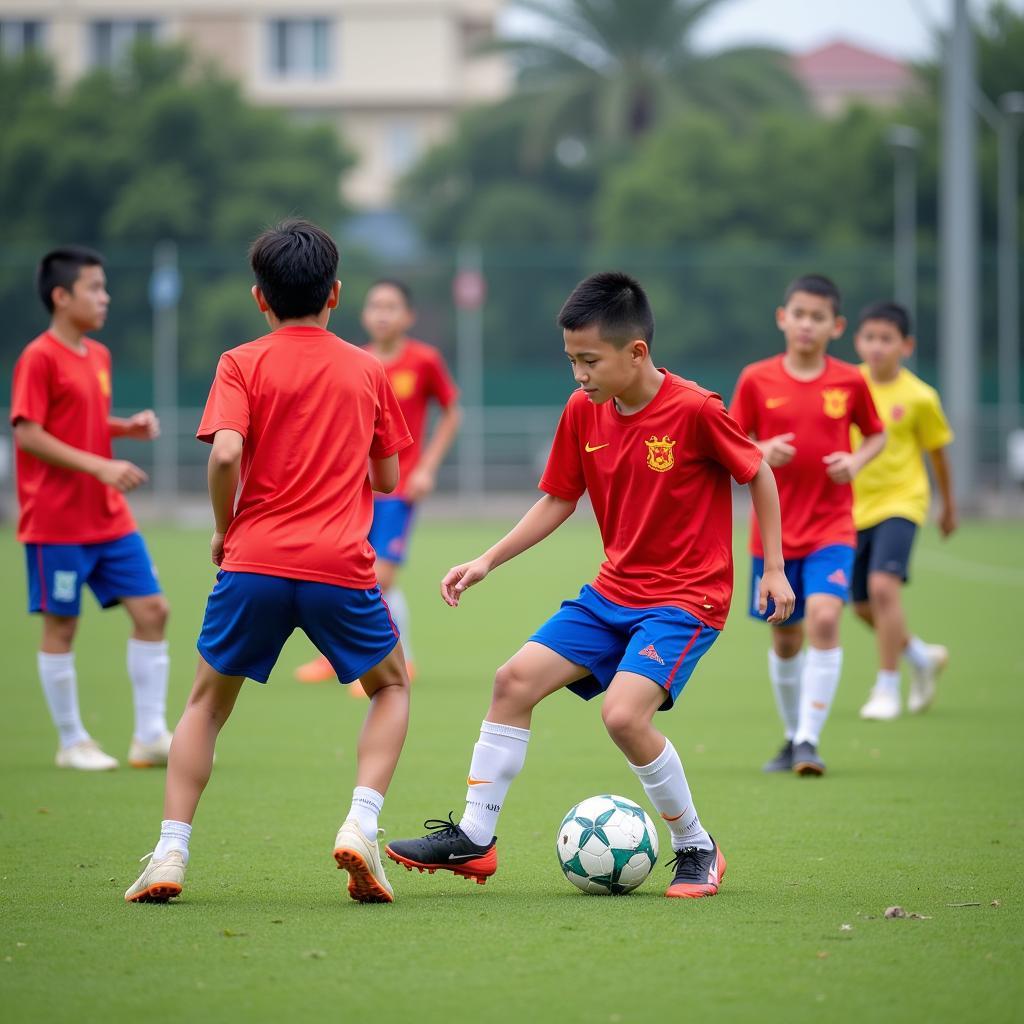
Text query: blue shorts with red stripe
749 543 854 624
529 585 719 711
369 497 416 566
197 570 399 684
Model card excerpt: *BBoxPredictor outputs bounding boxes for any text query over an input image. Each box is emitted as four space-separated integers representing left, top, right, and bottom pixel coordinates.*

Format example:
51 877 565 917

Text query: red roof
792 40 912 91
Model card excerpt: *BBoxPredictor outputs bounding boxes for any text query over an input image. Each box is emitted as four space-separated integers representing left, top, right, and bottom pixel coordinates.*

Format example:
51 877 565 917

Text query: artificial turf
1 519 1021 1023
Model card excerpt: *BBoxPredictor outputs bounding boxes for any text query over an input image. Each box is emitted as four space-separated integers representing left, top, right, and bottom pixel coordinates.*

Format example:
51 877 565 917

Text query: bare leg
163 656 243 823
122 594 170 641
867 571 909 672
601 671 669 766
771 621 804 659
355 642 411 795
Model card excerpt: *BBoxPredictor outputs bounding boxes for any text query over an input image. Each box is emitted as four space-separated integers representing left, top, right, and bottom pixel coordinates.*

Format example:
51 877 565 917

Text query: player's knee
772 626 803 659
600 700 638 743
133 595 169 635
492 659 538 713
43 615 78 647
867 573 900 606
806 606 841 644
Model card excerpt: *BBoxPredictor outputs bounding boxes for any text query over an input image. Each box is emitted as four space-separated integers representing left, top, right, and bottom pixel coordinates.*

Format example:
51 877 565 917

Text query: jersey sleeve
538 400 586 501
851 375 884 437
196 354 251 444
425 349 459 408
915 386 954 451
697 395 763 484
10 346 53 427
371 366 413 459
728 368 758 436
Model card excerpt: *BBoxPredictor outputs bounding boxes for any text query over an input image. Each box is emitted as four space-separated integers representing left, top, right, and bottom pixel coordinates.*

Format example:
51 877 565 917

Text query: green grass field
1 519 1021 1023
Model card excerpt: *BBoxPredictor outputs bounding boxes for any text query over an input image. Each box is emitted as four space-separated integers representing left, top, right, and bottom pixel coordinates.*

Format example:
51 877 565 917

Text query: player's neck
613 363 664 416
782 350 827 380
368 335 407 360
47 318 87 352
867 363 901 384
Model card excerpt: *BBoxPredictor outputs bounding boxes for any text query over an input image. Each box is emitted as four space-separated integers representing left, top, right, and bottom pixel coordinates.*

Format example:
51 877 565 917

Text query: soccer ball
556 794 659 894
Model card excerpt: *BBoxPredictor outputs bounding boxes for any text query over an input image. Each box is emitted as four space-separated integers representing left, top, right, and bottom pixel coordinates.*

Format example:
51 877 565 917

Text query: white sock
768 649 804 740
347 786 384 839
874 669 901 697
127 639 169 744
154 819 191 864
460 720 530 846
384 587 412 662
629 740 712 851
794 646 843 746
903 635 931 670
37 651 90 749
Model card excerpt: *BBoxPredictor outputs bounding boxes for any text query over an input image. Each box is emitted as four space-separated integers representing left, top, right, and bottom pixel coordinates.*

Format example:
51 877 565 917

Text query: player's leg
858 571 905 720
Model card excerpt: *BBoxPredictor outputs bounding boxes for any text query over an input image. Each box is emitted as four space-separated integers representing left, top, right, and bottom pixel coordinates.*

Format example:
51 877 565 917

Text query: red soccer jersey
10 331 137 545
369 338 458 499
539 371 762 630
197 326 412 588
730 354 884 559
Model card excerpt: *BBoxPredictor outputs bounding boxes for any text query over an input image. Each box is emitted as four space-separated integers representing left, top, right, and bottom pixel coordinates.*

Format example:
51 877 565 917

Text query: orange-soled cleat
664 839 725 898
385 813 497 885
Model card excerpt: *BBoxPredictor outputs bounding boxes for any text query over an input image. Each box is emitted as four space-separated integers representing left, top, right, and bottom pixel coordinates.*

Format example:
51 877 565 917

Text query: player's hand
125 409 160 440
405 466 436 502
211 532 226 566
938 504 958 538
760 568 796 624
761 433 796 467
96 459 147 492
440 557 491 607
823 451 858 483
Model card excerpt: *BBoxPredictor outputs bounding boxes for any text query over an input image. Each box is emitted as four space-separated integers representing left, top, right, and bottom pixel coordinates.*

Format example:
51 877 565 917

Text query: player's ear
326 280 341 310
903 334 916 357
831 315 847 339
774 306 786 330
251 285 269 313
630 339 648 362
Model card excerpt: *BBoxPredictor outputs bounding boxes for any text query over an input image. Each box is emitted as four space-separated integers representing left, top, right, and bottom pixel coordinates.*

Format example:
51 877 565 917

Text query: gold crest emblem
645 434 676 472
390 369 417 400
96 369 111 397
822 388 848 419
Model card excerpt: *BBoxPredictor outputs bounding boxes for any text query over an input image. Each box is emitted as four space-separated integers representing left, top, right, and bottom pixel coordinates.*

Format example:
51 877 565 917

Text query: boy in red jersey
125 221 413 905
386 272 794 899
11 246 171 773
730 274 885 777
295 279 461 689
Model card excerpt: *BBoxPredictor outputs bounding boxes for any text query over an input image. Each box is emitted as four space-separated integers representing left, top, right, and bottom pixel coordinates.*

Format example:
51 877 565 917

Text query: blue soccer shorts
368 497 416 566
25 532 161 617
529 584 719 711
749 543 854 624
852 517 918 602
197 570 400 684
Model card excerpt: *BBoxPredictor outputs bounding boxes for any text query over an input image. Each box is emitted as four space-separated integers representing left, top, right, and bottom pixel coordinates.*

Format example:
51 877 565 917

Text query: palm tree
488 0 806 157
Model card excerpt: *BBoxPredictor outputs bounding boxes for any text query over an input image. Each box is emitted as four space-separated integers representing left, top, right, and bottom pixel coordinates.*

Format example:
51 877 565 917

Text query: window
89 20 158 70
386 119 420 176
0 20 46 58
267 19 331 80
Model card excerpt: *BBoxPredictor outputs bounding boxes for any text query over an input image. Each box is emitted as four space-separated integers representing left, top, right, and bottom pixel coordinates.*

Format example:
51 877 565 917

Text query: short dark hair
36 246 104 313
249 219 339 321
783 273 841 316
557 271 655 349
858 300 911 337
368 278 413 308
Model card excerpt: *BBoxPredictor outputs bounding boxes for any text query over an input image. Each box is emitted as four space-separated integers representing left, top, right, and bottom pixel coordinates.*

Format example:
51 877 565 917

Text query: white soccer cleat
333 819 394 903
908 644 947 714
55 739 119 771
128 730 173 768
859 687 901 721
124 850 186 903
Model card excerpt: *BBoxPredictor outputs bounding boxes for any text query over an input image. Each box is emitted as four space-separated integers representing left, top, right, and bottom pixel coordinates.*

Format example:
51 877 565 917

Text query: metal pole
997 93 1024 492
888 125 919 359
939 0 979 504
150 240 180 507
455 242 485 508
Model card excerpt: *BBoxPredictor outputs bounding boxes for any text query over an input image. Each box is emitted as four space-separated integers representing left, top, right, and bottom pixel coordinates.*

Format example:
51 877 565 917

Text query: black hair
36 246 104 313
557 271 655 349
249 218 339 321
783 273 841 316
857 300 911 337
368 278 413 308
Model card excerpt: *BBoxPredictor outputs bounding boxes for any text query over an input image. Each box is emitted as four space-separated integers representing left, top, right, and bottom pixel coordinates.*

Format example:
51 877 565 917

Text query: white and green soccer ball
556 794 659 894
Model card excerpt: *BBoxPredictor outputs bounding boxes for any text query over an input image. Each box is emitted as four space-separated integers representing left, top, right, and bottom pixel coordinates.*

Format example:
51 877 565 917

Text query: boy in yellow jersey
850 302 955 720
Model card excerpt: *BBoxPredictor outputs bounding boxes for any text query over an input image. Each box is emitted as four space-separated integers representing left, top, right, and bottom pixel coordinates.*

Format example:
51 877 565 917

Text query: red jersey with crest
369 338 458 500
729 354 884 559
10 331 137 544
197 326 412 588
539 371 762 630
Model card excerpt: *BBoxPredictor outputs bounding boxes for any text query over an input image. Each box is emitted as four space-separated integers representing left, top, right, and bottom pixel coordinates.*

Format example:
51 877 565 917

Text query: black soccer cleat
762 739 794 773
385 813 498 885
665 837 726 898
792 740 826 776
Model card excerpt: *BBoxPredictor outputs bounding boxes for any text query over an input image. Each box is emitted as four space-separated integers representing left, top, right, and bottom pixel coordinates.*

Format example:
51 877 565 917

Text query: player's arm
13 419 147 492
927 445 957 538
208 429 243 565
747 461 795 623
109 410 160 440
823 430 885 484
440 493 577 607
406 402 462 501
369 453 400 494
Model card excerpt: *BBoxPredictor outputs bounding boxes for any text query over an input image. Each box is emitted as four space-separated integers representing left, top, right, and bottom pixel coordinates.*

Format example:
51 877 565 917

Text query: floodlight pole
150 240 181 507
455 242 485 508
888 125 920 359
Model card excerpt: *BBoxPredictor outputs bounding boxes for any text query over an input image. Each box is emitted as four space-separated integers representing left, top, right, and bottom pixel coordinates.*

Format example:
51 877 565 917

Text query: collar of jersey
607 368 672 424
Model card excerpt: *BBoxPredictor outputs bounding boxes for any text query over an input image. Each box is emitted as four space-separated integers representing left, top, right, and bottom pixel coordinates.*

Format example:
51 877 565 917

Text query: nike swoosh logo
466 777 492 786
448 852 482 861
661 807 689 822
584 442 609 453
766 397 789 409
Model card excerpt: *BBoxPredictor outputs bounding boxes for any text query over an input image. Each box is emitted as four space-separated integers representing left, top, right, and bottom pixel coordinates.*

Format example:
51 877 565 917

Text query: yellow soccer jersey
851 366 953 530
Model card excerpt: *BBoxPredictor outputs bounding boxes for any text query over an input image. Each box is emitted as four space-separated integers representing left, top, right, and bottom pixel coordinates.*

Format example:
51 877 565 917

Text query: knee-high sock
794 647 842 746
768 649 803 740
127 639 169 744
629 739 712 851
38 651 90 748
459 721 530 846
384 587 412 663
